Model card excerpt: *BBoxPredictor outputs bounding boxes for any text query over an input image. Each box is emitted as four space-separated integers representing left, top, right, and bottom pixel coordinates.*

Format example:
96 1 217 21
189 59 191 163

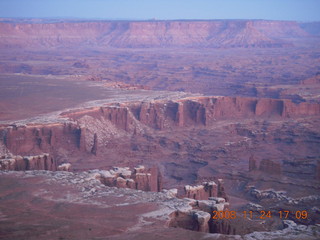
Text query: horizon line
0 17 319 23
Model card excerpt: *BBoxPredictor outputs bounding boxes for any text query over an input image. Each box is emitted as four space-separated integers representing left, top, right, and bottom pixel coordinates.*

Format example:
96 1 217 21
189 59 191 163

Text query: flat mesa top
0 75 132 122
0 74 195 123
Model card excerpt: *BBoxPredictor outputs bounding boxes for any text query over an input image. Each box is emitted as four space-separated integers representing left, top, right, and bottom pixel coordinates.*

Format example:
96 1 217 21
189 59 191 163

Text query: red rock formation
1 123 84 156
66 96 320 132
184 182 217 200
0 20 310 49
282 101 320 117
91 133 98 155
249 155 257 172
57 163 72 171
253 20 309 38
1 96 319 160
282 160 318 180
100 106 130 131
132 165 162 192
78 125 87 152
192 211 211 232
217 179 229 202
209 219 234 235
259 159 282 175
169 199 230 233
301 75 320 85
134 173 152 191
95 165 162 192
0 153 56 171
149 166 163 192
255 98 283 117
177 100 206 127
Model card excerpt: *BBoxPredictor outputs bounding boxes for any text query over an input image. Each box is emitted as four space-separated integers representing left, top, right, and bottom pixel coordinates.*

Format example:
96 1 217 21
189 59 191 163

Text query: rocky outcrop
184 180 228 201
57 163 72 171
301 74 320 85
1 96 319 159
162 188 178 198
184 182 218 200
249 156 319 179
249 155 257 172
68 96 320 131
0 20 310 49
0 123 84 156
246 220 320 240
169 196 289 235
282 159 318 179
90 133 98 155
169 198 229 233
282 101 320 117
1 170 318 239
217 179 229 202
91 165 162 192
0 153 56 171
259 159 282 175
246 186 290 202
244 185 320 226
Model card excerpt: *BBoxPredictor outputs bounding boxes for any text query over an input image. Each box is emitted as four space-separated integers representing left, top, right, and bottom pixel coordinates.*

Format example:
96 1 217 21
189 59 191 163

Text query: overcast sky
0 0 319 22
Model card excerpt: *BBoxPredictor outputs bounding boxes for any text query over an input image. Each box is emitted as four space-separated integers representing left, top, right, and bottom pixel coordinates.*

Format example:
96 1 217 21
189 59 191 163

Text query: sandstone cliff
184 180 228 201
301 74 320 85
184 182 218 200
1 96 319 158
90 165 162 192
0 20 310 49
0 153 56 171
300 22 320 36
0 123 84 156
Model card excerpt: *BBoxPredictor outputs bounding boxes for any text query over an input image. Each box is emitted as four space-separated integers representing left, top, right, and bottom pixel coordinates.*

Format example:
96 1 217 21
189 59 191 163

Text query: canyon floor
0 19 320 239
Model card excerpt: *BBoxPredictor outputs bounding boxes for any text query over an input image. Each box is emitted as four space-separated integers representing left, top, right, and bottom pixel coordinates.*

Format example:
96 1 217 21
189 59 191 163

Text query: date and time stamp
212 210 308 220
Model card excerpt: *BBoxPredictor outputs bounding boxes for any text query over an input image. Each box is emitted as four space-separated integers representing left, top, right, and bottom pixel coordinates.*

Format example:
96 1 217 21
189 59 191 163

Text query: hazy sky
0 0 319 21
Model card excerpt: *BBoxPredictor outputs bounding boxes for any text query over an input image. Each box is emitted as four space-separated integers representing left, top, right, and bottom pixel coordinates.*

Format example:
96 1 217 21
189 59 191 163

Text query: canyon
0 19 320 239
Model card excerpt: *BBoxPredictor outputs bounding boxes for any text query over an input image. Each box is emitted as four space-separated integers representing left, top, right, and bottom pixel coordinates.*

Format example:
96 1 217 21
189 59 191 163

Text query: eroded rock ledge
89 165 162 192
184 179 228 201
0 153 56 171
1 96 319 158
0 170 318 239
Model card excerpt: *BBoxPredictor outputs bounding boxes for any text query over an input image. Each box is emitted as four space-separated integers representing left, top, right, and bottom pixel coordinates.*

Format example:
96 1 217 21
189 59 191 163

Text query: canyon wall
66 96 320 131
1 96 320 158
0 20 311 49
0 123 84 156
249 157 320 180
0 153 56 171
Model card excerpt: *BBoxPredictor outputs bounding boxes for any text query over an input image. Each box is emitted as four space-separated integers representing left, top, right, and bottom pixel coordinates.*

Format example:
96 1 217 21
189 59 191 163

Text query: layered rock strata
67 96 320 130
90 165 162 192
2 96 318 154
0 20 310 49
169 197 229 233
0 153 56 171
184 180 229 201
249 156 320 179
